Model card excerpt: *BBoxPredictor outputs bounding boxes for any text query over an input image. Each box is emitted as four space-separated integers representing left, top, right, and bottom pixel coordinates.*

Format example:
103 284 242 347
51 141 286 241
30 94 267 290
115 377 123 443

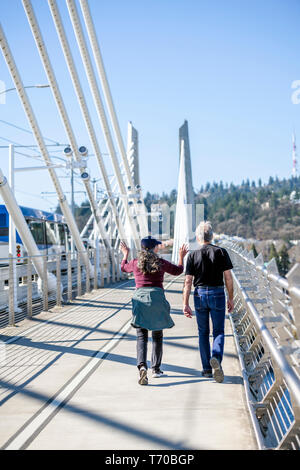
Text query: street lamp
0 84 50 96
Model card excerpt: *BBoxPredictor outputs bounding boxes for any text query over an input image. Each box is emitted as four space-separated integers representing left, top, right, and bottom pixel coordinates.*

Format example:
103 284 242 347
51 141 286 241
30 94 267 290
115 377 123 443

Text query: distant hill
144 176 300 242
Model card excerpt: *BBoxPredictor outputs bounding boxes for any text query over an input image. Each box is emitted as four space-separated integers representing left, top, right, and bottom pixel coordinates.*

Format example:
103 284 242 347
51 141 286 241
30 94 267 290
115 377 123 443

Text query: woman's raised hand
120 241 130 256
179 244 189 258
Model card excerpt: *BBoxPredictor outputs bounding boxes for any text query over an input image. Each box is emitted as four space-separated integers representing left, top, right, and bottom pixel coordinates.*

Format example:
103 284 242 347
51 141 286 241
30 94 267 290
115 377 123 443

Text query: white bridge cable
22 0 112 255
47 0 127 247
79 174 120 237
87 188 123 242
79 0 148 238
79 0 132 188
0 21 91 271
81 174 127 244
65 0 140 250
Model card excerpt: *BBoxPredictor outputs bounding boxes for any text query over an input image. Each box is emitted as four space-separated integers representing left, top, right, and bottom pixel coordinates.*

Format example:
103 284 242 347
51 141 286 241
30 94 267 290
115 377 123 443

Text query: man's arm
183 274 193 318
224 269 234 313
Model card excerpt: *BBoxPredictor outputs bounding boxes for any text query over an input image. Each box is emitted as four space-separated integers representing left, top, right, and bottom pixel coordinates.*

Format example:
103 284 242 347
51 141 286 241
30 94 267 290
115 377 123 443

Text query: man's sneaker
201 370 213 378
210 356 224 383
152 369 164 378
138 366 148 385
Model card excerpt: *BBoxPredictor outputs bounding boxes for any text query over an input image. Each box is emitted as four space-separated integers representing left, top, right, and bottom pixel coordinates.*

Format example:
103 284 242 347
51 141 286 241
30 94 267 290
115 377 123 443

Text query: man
183 221 234 383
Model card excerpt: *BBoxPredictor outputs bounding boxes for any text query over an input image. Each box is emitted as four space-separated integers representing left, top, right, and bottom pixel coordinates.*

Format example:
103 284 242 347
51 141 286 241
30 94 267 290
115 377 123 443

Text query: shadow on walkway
0 378 190 451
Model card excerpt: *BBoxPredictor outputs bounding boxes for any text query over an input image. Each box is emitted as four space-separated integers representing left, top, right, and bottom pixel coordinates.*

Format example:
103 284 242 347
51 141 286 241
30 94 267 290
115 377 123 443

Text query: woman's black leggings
136 328 163 371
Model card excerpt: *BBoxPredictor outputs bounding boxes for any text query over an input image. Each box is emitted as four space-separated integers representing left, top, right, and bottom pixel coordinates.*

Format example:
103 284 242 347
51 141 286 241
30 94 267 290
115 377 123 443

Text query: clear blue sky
1 0 300 211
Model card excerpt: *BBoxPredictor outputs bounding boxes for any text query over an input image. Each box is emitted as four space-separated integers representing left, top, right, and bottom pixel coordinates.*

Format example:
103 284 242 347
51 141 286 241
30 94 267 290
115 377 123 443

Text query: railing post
77 251 82 297
42 254 48 312
96 239 100 285
85 251 90 293
27 256 32 318
100 245 104 287
67 251 72 302
116 249 120 282
111 247 115 283
106 248 110 285
278 391 300 449
8 253 15 326
266 258 292 345
93 247 98 290
253 252 268 318
56 253 62 308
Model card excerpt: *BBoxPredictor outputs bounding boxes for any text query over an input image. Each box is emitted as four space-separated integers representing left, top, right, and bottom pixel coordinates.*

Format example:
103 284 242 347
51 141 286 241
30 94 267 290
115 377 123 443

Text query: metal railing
221 240 300 450
0 246 126 329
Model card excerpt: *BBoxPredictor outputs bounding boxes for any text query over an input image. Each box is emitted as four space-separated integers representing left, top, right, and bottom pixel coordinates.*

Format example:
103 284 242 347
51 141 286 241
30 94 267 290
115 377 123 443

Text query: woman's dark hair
137 248 161 275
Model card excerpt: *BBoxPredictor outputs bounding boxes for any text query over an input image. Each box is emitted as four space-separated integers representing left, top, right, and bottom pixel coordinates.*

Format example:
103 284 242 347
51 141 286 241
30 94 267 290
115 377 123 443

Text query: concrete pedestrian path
0 275 256 450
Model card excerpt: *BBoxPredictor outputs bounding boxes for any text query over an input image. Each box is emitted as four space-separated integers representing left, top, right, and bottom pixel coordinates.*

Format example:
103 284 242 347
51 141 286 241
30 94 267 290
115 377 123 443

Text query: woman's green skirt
131 287 174 331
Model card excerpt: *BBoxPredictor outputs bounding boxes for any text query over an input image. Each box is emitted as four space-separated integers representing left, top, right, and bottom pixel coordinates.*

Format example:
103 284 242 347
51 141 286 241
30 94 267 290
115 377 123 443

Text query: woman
120 236 188 385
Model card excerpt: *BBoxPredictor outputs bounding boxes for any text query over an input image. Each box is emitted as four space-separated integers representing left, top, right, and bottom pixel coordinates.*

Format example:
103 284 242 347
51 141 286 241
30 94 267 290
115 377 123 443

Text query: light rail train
0 205 69 263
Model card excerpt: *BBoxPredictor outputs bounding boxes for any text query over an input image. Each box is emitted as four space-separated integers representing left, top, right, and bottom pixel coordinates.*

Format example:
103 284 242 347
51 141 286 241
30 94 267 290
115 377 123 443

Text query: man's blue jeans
194 286 226 371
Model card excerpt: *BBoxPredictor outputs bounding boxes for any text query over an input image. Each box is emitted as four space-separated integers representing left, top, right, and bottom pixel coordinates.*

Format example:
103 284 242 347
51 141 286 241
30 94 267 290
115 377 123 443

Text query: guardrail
0 246 126 329
221 240 300 450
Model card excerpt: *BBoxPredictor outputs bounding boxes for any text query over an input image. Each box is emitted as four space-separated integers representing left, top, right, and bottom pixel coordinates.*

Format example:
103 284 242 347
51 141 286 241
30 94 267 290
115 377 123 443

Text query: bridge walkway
0 275 256 450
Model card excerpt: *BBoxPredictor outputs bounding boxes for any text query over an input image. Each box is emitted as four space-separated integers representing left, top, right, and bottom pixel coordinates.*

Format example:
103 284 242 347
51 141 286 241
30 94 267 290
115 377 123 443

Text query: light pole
8 144 20 312
63 146 75 217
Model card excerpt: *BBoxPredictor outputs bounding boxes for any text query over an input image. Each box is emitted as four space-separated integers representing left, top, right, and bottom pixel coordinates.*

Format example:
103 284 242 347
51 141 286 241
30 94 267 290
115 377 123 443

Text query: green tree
270 192 279 209
269 243 280 270
251 243 258 258
278 244 291 277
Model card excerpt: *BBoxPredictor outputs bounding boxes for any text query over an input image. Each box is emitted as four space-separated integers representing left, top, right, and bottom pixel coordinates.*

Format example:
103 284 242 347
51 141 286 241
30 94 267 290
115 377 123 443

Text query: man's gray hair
196 221 213 243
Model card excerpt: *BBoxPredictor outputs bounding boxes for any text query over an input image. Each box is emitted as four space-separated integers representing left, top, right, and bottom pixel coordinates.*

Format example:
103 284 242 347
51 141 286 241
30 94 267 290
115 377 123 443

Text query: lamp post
8 144 20 312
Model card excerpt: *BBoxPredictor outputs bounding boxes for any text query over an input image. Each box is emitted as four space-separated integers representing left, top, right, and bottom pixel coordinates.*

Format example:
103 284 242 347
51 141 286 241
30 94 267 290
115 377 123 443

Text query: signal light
78 146 88 157
16 245 21 263
64 146 73 157
81 171 90 182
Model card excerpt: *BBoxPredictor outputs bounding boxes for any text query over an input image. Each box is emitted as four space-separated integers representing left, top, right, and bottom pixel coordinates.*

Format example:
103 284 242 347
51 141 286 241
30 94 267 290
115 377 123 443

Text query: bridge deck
0 275 256 450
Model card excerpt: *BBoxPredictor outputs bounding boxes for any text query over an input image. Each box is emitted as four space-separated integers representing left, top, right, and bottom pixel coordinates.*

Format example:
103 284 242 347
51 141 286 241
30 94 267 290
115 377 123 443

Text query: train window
0 227 8 236
28 220 45 245
0 214 6 227
45 221 57 246
58 224 65 245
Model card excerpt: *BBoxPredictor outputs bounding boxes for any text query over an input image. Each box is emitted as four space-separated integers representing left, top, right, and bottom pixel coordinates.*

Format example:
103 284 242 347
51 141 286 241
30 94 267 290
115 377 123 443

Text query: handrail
234 273 300 410
220 238 300 450
0 246 125 330
227 241 289 290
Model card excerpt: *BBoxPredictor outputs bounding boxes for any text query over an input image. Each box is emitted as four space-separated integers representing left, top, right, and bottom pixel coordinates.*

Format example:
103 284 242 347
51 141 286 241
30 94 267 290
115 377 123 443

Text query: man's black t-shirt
185 244 233 287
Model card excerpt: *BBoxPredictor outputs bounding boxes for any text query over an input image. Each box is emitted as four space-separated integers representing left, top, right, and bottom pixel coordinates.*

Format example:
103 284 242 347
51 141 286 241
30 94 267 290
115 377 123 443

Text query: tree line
56 174 298 277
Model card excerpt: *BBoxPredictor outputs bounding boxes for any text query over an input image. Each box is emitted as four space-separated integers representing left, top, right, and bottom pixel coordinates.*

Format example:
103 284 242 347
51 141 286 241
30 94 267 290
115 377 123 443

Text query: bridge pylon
172 120 198 263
